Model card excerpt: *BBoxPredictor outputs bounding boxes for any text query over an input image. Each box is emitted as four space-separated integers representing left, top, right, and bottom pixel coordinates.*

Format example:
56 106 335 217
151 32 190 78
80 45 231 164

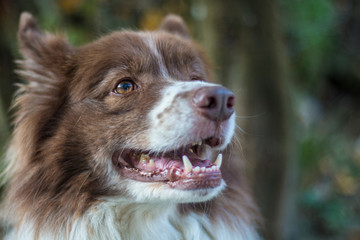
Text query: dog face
10 14 236 210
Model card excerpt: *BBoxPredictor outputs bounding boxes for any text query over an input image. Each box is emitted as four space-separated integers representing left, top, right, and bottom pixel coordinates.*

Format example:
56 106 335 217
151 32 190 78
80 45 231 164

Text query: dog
1 12 259 240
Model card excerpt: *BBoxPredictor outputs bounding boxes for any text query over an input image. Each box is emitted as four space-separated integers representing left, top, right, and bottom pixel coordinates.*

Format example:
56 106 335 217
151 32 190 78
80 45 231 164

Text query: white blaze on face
146 80 236 153
144 34 170 79
138 33 236 153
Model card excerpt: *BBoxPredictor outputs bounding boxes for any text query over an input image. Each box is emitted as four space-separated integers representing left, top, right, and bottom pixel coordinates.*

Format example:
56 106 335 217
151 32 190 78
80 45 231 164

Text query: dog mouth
112 137 223 190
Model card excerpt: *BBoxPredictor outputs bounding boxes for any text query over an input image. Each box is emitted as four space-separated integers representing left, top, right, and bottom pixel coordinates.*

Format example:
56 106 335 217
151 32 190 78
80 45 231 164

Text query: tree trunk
200 0 296 239
238 1 296 239
197 0 297 239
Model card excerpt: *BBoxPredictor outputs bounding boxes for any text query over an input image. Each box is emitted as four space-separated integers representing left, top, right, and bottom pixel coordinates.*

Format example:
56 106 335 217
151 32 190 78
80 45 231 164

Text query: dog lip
167 172 222 190
112 147 223 190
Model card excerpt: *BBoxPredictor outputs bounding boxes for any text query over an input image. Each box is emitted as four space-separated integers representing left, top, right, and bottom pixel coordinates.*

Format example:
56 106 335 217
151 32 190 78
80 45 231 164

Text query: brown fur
2 12 258 239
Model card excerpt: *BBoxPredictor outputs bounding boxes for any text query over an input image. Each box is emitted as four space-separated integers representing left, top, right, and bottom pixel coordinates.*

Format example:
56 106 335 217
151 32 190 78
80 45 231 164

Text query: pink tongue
135 157 211 172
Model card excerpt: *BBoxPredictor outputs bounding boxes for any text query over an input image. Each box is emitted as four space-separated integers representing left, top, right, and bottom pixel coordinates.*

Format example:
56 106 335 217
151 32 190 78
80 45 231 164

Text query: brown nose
192 86 235 121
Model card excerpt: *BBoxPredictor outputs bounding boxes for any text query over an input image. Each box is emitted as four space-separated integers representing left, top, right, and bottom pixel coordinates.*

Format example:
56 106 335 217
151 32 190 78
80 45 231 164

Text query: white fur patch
146 80 235 152
6 199 259 240
142 33 169 78
125 179 226 203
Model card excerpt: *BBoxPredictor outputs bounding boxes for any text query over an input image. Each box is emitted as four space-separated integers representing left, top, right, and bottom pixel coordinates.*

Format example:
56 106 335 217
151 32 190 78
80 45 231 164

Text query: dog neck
68 199 258 240
5 191 258 240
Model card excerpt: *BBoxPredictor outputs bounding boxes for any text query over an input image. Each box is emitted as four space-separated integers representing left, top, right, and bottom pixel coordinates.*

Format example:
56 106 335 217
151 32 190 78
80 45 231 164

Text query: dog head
9 13 236 210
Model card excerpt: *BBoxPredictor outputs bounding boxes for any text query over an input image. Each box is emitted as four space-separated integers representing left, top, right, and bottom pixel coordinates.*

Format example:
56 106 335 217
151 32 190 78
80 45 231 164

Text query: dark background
1 0 360 239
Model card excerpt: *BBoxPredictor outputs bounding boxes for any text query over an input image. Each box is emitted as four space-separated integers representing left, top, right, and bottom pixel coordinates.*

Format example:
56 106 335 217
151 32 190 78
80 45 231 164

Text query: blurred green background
0 0 359 239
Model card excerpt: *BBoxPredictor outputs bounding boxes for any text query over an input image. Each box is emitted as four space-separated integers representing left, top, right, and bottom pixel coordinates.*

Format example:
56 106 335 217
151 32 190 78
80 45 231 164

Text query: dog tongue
135 155 211 173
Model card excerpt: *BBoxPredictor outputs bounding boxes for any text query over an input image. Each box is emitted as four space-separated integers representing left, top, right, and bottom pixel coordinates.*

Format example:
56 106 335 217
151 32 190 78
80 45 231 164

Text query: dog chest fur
6 201 258 240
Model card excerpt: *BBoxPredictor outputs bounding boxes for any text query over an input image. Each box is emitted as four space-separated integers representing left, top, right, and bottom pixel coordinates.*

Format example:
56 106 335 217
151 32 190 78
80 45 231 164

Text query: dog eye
114 79 136 94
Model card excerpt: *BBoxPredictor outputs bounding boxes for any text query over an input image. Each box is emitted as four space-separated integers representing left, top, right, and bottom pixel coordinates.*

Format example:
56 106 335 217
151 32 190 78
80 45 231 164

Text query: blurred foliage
281 0 337 91
280 0 360 239
0 0 360 239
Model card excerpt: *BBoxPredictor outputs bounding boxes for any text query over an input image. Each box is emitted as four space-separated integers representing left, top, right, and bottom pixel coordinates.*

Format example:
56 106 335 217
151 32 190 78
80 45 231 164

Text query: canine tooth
214 153 223 168
149 159 155 167
189 148 194 153
200 167 206 172
193 166 200 173
182 155 193 172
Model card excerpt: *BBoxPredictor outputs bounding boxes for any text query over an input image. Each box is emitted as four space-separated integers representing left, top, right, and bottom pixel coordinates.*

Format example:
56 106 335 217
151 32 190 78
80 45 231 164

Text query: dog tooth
182 155 193 172
149 159 155 167
200 167 206 172
193 166 200 173
140 154 150 163
189 148 194 153
214 153 223 168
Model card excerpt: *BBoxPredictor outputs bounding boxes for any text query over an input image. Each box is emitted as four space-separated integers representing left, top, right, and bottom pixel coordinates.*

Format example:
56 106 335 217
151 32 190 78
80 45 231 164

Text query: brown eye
114 79 135 94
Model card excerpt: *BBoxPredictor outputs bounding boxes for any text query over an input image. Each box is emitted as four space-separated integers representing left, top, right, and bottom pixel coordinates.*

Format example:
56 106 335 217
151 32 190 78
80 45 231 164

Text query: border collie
1 12 259 240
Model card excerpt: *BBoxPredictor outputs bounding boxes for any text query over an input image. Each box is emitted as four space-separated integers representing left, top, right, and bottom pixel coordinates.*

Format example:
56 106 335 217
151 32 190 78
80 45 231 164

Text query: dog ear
18 12 73 76
158 14 190 39
12 13 75 170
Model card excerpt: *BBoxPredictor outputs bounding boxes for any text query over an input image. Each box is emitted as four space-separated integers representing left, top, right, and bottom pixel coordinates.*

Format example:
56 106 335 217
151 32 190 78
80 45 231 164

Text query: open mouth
112 137 223 190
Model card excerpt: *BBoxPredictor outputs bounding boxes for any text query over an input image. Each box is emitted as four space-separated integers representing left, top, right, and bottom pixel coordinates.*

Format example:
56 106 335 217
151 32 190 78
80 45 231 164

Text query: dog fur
1 13 259 240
